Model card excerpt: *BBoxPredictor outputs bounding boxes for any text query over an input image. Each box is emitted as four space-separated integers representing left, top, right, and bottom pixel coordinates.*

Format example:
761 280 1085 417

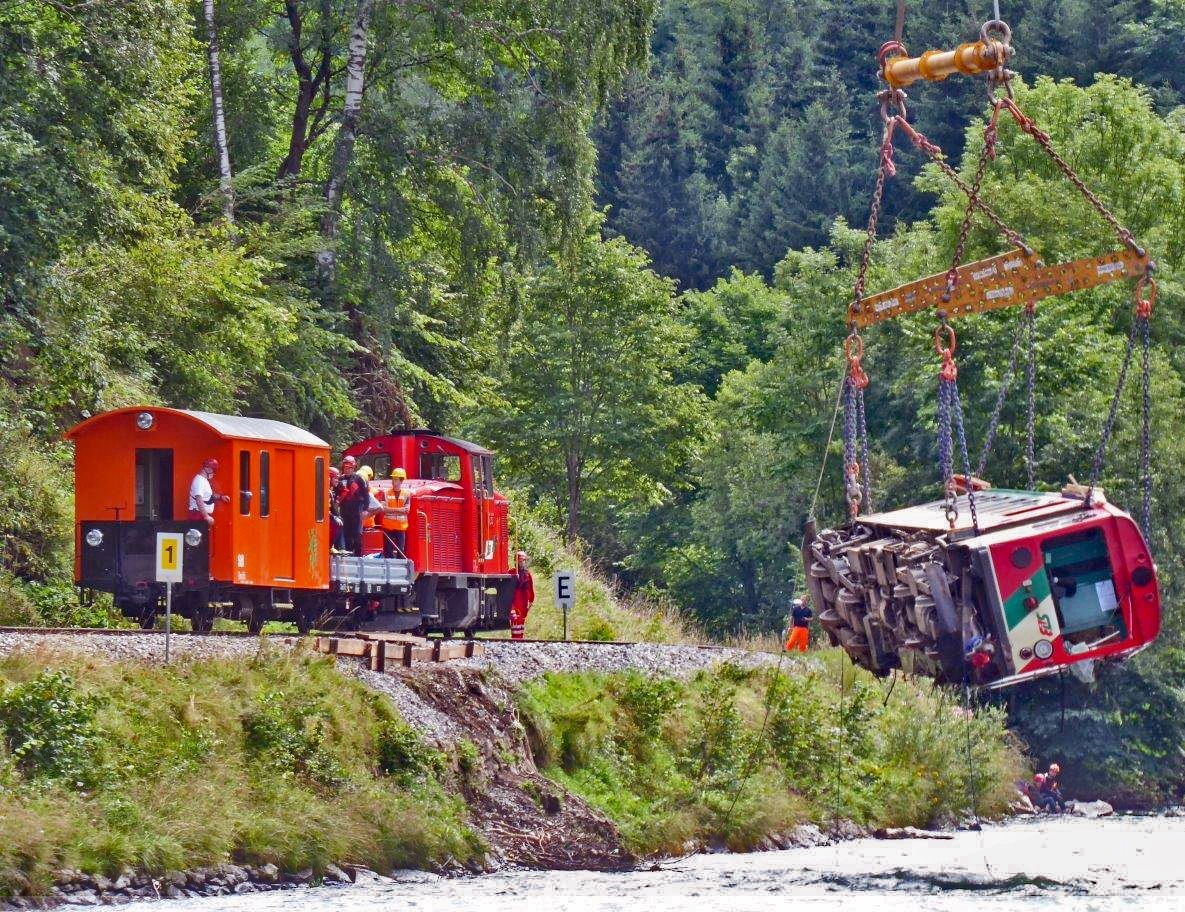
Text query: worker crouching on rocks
785 596 812 652
510 551 534 640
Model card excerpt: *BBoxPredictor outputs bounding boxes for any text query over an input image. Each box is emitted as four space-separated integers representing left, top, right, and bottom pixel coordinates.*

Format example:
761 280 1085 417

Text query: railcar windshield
357 453 391 479
1042 527 1126 647
420 453 461 482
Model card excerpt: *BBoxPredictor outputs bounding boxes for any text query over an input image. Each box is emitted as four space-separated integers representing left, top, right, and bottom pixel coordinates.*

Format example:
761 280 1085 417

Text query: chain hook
845 330 870 390
1134 274 1157 321
935 321 958 382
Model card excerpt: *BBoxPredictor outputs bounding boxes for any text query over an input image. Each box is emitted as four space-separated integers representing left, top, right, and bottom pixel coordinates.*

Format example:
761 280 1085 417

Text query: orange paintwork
66 407 331 591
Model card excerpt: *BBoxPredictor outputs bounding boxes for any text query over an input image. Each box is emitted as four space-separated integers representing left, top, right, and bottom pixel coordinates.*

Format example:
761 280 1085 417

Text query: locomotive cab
344 431 514 633
805 489 1160 687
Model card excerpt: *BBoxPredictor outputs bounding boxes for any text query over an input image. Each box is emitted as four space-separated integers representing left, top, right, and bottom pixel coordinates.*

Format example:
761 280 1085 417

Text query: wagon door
271 449 295 580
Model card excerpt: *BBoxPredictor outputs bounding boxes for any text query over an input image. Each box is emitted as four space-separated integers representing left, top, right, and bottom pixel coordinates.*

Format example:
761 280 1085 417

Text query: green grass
0 648 481 898
505 498 698 644
517 654 1026 855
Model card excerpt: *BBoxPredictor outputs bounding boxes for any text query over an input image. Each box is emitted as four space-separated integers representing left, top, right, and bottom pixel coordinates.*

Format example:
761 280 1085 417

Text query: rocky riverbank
0 634 1022 908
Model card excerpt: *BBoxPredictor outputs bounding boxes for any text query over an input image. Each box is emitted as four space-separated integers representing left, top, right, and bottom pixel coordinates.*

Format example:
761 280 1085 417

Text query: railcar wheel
191 605 214 634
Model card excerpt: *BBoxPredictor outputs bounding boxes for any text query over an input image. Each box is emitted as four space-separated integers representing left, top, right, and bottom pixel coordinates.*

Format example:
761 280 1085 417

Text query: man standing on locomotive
380 467 411 557
338 455 369 556
188 457 229 524
510 551 534 640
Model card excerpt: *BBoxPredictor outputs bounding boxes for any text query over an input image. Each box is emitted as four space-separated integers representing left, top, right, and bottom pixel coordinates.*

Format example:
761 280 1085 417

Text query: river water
140 816 1183 911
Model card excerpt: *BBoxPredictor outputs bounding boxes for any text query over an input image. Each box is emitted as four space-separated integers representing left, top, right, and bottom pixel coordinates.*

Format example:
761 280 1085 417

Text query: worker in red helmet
510 551 534 640
188 457 230 525
328 466 345 552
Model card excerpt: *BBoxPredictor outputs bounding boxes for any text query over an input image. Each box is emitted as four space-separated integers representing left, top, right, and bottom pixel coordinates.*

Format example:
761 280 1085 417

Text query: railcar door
134 449 173 520
472 455 496 571
272 449 295 580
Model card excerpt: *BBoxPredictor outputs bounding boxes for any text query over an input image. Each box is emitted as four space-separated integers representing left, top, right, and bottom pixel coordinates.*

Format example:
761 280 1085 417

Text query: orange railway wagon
67 407 344 631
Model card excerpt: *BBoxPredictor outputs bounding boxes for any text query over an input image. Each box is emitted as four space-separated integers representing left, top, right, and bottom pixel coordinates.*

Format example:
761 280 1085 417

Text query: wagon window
419 453 461 482
260 451 270 518
239 451 251 515
359 453 390 480
1042 527 1124 646
314 457 325 522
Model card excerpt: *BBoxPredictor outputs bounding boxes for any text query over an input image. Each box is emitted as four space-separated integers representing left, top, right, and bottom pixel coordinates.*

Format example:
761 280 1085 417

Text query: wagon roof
859 489 1090 535
66 407 328 448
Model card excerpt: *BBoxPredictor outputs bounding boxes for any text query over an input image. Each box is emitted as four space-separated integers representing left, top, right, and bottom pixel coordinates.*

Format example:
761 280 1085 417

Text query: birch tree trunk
203 0 234 223
317 0 375 275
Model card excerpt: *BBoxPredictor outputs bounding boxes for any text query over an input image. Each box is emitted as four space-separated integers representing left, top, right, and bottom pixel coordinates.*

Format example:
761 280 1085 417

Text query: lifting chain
975 304 1035 480
1025 304 1037 489
842 87 905 519
1085 276 1157 540
996 97 1145 256
943 102 1005 302
935 320 980 533
842 353 874 520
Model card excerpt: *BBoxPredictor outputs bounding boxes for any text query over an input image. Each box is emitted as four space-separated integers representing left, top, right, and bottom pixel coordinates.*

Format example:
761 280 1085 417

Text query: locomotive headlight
136 411 154 430
185 528 203 547
85 528 103 547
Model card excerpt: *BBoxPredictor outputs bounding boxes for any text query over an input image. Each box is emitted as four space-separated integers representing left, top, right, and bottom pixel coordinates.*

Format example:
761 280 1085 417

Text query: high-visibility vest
381 487 411 531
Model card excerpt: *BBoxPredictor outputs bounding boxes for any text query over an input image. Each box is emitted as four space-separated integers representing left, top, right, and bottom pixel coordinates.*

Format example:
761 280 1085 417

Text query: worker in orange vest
380 467 411 558
510 551 534 640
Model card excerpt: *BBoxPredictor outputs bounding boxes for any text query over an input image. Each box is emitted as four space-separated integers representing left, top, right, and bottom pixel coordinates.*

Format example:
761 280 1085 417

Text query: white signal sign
554 570 576 610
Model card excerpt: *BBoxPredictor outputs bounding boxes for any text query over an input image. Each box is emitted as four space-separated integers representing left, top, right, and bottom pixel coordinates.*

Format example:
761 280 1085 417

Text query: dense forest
2 0 1184 800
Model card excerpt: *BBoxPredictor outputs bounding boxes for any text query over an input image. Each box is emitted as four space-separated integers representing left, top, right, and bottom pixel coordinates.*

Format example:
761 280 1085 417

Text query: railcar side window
260 451 270 518
314 457 325 522
1042 527 1124 646
239 451 251 515
419 453 461 482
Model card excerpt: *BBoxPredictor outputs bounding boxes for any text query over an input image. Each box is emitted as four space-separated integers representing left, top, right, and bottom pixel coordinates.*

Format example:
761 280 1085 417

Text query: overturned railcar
804 490 1160 687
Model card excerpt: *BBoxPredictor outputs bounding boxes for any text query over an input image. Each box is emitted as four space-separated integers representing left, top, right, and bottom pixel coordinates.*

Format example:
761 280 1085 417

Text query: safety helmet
202 457 219 471
341 455 357 467
390 467 407 480
1049 762 1061 774
328 466 340 477
516 550 528 564
358 465 373 481
1033 773 1046 784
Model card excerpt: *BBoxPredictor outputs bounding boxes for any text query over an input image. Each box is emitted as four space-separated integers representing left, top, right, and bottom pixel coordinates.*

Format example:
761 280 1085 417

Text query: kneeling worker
785 596 812 652
381 467 411 558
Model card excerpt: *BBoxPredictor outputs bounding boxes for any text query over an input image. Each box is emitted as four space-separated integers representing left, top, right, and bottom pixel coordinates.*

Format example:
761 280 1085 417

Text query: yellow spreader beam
848 247 1151 328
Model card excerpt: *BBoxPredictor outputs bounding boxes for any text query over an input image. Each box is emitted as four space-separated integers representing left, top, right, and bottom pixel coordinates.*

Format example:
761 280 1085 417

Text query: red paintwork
974 499 1160 677
344 432 511 576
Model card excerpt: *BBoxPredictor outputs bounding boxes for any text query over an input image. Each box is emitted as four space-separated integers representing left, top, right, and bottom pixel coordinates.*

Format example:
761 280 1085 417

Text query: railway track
0 626 726 649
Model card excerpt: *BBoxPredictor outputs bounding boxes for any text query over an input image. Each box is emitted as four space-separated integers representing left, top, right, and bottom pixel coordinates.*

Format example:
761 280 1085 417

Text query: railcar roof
352 430 493 456
66 407 328 448
859 489 1088 535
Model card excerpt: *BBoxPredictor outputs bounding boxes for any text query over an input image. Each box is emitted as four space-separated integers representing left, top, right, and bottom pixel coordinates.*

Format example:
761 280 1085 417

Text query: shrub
0 670 102 787
375 720 444 782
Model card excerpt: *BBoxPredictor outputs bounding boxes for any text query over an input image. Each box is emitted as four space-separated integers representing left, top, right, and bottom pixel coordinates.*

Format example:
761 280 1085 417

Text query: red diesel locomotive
69 407 515 635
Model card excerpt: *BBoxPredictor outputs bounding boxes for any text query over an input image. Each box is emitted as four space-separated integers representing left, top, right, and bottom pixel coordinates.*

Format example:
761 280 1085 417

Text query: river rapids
131 816 1183 911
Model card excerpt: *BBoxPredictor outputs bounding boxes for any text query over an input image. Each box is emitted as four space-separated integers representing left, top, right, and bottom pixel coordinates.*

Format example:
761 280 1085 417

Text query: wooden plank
313 636 371 658
354 631 428 645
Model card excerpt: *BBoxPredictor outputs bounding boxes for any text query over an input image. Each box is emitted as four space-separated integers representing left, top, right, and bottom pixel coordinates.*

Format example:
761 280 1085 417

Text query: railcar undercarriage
804 521 984 684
